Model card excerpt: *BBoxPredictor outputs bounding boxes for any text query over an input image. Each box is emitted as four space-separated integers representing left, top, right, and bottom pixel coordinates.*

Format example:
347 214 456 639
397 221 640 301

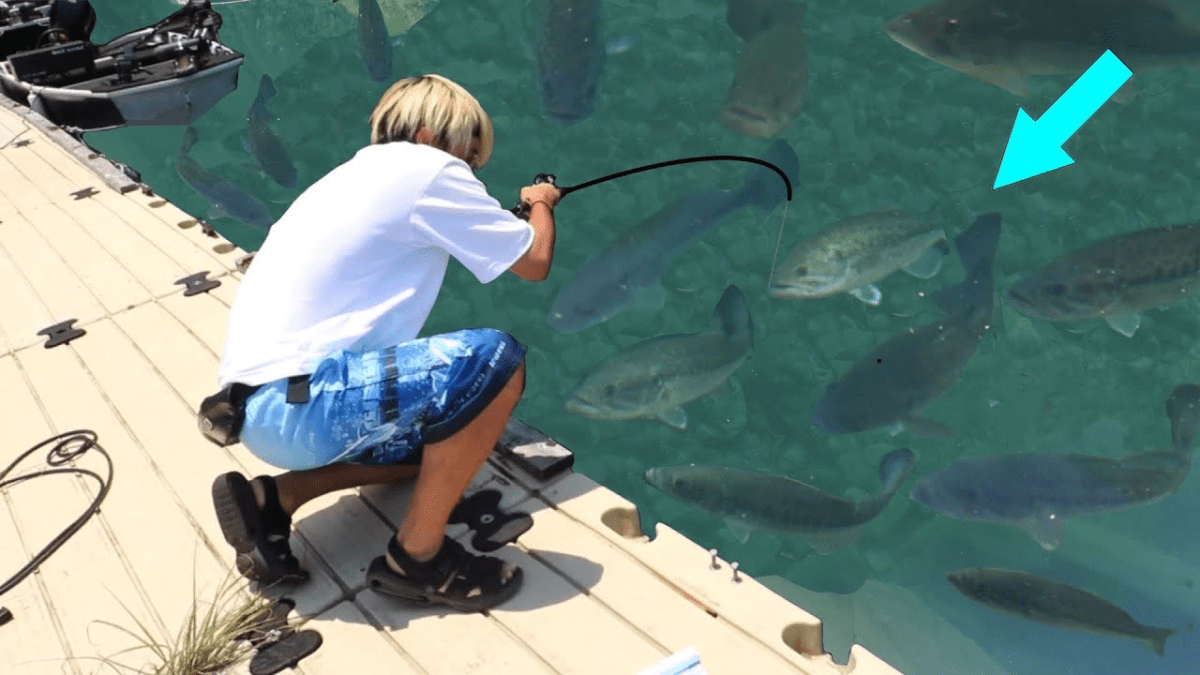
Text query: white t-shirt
216 142 535 388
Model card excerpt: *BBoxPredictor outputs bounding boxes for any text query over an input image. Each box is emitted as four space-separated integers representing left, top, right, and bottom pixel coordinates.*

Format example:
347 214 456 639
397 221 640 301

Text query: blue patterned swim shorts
238 328 526 471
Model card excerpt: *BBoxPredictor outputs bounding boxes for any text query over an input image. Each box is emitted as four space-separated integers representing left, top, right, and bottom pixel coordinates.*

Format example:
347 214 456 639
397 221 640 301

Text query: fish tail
254 74 277 110
1165 383 1200 453
1144 626 1176 656
931 212 1002 314
708 284 753 352
877 447 916 494
180 127 199 156
737 139 800 213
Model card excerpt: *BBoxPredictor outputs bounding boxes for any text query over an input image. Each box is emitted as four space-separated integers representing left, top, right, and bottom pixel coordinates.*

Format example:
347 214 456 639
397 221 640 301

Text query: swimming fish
358 0 392 82
176 128 274 230
883 0 1200 99
548 139 799 334
719 0 809 138
811 212 1002 438
536 0 604 125
565 284 753 430
246 75 297 189
769 209 948 305
1006 222 1200 338
645 447 916 552
911 384 1199 550
947 568 1177 656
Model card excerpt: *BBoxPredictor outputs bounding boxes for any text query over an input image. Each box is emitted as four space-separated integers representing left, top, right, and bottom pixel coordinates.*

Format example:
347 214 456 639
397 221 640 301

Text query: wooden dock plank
541 473 829 669
157 285 235 366
124 188 246 271
5 351 163 669
297 600 426 675
0 355 75 675
0 231 55 355
91 188 241 276
66 316 346 617
292 490 559 675
33 188 188 298
0 209 106 330
520 503 807 674
0 153 51 211
15 332 240 633
22 202 152 315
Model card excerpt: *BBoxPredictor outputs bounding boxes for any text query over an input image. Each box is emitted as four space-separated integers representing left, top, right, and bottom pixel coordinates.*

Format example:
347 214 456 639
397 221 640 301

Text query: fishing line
510 154 796 290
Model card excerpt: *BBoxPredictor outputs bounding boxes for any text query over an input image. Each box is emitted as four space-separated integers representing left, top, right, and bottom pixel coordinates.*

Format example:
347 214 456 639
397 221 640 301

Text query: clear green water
82 1 1199 672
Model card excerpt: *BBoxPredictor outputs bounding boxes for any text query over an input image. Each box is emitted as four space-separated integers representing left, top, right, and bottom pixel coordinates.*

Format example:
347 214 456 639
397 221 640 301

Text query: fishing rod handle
510 173 558 221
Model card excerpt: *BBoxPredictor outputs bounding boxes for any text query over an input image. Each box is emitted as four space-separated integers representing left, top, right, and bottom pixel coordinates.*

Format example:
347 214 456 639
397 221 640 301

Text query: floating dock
0 97 903 675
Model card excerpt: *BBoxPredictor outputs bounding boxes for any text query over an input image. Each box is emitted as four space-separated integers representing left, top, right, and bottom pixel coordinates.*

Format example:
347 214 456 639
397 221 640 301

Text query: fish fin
878 447 916 492
207 206 228 221
1024 514 1065 551
1166 384 1200 452
849 285 882 306
902 245 945 279
802 526 864 555
904 416 957 439
1111 76 1137 105
1144 627 1177 656
1104 312 1140 337
931 212 1002 315
240 132 251 153
390 33 407 47
957 62 1030 97
885 421 905 437
657 407 688 430
707 285 754 351
725 518 753 544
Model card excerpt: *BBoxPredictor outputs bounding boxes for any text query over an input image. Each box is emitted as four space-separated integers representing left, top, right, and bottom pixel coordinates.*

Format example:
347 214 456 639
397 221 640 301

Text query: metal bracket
235 252 256 273
38 319 85 348
175 271 220 296
236 598 322 675
70 187 99 200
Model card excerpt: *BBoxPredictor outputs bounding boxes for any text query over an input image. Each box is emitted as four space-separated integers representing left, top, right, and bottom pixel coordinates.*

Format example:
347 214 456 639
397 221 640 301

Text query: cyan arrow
993 50 1132 189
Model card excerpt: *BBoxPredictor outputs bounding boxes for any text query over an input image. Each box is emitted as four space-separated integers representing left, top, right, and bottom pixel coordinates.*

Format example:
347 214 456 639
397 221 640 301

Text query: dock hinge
175 271 221 296
37 319 85 348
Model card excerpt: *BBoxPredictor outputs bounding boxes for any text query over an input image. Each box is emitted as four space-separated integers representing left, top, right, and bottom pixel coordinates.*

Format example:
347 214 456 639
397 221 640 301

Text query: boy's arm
509 201 555 281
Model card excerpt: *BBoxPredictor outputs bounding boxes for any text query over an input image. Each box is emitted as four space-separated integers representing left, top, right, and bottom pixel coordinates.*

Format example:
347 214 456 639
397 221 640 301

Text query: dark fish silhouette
912 384 1199 550
646 448 916 552
947 567 1177 656
246 75 297 189
811 213 1002 438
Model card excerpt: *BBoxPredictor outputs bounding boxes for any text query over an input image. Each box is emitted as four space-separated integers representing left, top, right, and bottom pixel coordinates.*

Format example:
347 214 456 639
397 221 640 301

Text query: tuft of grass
88 565 282 675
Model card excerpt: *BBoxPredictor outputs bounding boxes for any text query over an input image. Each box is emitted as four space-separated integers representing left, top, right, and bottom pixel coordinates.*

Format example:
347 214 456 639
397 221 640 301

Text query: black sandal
365 535 523 612
212 472 309 585
448 489 534 553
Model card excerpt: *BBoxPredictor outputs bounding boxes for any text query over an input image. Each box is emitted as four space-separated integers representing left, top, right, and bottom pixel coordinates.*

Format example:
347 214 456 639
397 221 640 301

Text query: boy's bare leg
394 362 526 562
251 464 421 516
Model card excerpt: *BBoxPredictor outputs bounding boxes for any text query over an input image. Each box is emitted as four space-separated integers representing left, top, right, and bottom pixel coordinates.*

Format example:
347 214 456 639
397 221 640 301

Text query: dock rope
0 430 112 625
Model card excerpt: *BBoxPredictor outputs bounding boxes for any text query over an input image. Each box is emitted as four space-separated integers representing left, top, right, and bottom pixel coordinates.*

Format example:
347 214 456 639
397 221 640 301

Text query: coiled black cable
0 430 112 624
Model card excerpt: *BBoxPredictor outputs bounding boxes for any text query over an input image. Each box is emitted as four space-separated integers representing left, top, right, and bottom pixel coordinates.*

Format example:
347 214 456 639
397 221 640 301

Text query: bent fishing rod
508 154 795 220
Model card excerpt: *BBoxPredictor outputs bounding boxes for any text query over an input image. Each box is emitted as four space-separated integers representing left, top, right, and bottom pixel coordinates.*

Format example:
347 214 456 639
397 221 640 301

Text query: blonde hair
368 74 494 169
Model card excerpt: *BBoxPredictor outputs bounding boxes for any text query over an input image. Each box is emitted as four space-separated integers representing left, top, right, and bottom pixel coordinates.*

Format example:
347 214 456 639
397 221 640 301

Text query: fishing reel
509 173 557 221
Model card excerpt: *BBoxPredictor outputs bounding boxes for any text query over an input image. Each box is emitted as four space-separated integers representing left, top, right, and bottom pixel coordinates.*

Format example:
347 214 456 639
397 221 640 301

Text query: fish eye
586 85 597 98
795 266 808 276
943 18 960 32
1046 283 1068 296
604 384 617 397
